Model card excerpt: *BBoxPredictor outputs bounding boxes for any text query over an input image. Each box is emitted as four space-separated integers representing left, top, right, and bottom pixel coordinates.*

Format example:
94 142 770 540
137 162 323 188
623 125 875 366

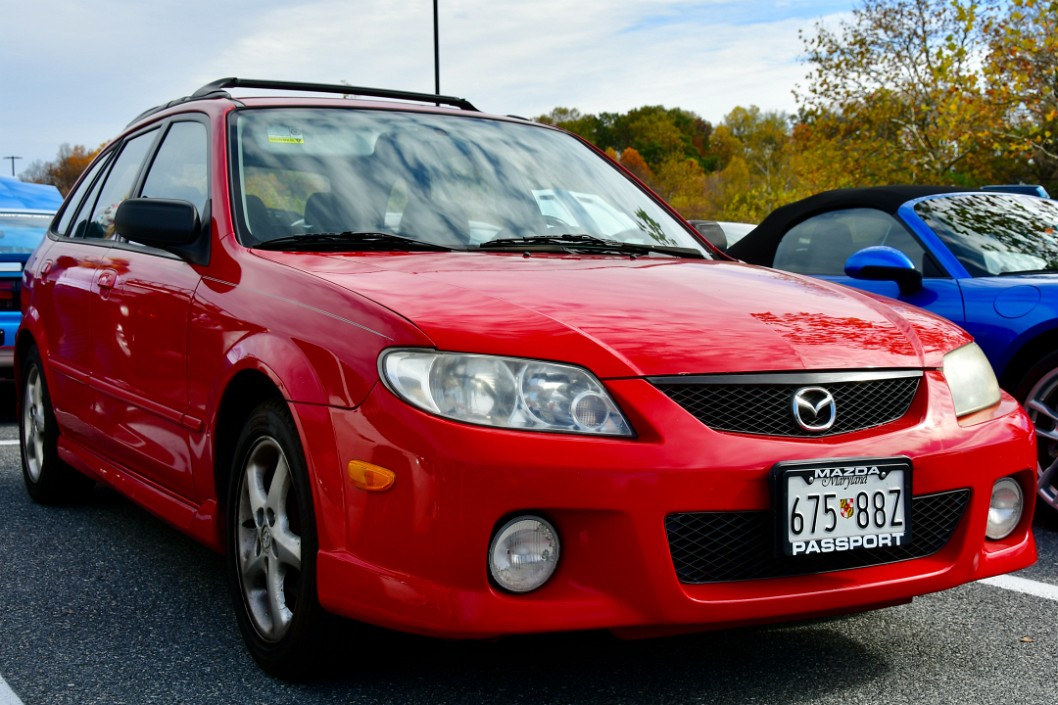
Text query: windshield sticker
267 126 305 145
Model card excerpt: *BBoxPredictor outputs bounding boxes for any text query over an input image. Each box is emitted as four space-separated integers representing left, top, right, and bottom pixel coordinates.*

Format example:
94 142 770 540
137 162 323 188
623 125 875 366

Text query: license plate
773 457 911 557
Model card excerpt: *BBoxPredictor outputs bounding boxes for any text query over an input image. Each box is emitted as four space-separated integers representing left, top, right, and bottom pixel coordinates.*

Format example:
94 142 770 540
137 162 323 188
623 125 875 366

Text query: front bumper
310 371 1036 638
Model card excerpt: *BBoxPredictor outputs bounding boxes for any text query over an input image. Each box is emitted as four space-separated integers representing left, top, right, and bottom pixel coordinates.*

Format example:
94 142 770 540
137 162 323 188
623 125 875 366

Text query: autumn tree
618 147 654 183
700 107 800 221
795 0 1001 186
982 0 1058 192
21 143 102 195
653 155 707 218
535 0 1058 221
537 105 716 217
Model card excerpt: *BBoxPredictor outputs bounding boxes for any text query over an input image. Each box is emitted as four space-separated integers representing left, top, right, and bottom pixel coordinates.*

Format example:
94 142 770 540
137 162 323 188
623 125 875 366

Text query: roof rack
192 77 478 111
128 77 478 127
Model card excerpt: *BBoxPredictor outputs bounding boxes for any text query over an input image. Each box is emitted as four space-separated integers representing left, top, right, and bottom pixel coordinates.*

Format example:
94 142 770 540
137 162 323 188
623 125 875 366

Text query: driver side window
141 121 208 216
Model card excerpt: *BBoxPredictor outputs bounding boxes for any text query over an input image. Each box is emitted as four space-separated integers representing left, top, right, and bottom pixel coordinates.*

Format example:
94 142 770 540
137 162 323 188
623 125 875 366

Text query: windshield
0 211 54 255
230 108 709 255
913 193 1058 276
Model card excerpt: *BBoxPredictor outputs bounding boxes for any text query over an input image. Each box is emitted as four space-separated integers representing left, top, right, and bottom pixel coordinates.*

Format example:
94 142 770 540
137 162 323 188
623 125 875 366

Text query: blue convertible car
728 185 1058 512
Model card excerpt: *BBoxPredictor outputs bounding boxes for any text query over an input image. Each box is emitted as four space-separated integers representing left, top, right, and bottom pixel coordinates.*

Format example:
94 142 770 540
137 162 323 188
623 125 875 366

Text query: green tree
536 107 608 146
611 106 711 170
539 105 712 174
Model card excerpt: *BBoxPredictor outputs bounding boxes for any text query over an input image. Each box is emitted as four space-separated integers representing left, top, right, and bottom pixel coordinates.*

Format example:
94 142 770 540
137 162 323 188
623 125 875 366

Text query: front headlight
943 342 1001 417
380 350 634 436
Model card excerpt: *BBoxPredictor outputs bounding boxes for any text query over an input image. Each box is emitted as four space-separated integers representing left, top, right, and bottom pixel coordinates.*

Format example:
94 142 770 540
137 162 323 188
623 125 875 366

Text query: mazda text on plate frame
17 79 1036 678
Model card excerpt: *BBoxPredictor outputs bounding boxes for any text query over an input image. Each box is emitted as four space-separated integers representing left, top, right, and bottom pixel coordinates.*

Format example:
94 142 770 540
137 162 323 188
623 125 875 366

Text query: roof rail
191 77 478 111
127 77 479 127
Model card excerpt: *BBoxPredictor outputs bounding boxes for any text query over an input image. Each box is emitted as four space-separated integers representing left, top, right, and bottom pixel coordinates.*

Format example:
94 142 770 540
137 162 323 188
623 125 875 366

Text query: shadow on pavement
0 380 15 423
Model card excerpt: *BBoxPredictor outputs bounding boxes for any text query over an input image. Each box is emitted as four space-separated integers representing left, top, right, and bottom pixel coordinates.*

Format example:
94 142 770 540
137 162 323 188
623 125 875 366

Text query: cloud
0 0 852 171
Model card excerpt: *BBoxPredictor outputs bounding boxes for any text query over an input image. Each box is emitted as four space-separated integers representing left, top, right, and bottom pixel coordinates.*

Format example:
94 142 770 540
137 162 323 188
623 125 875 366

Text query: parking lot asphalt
0 386 1055 705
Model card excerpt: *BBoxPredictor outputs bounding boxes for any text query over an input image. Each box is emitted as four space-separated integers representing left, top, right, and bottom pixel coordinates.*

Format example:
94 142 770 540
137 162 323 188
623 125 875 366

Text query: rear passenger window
78 130 157 239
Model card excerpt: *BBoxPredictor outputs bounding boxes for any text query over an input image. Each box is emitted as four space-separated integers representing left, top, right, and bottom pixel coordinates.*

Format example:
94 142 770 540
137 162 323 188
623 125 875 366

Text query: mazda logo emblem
792 387 836 432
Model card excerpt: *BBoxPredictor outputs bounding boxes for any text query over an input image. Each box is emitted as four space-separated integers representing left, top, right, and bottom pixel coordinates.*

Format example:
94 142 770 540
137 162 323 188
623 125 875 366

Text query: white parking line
0 675 24 705
0 440 17 446
979 574 1058 602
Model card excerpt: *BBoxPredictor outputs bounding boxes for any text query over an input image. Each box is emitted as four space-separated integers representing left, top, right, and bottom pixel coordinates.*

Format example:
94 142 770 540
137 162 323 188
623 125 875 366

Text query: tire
1014 351 1058 514
226 399 330 679
19 346 94 504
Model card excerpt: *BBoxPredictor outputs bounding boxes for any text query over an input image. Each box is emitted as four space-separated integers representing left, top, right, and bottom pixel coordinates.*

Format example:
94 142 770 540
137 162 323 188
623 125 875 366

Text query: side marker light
347 461 396 492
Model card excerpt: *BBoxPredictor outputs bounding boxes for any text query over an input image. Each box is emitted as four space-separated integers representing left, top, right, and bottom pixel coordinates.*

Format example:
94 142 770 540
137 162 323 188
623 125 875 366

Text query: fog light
489 516 559 593
987 477 1024 540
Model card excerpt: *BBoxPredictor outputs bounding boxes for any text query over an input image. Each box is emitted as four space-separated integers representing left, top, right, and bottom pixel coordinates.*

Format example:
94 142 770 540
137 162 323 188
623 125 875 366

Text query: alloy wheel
1025 367 1058 511
21 364 47 484
235 436 303 642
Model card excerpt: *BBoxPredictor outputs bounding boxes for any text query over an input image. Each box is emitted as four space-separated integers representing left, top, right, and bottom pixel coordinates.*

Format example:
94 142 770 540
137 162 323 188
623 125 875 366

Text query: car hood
256 252 969 378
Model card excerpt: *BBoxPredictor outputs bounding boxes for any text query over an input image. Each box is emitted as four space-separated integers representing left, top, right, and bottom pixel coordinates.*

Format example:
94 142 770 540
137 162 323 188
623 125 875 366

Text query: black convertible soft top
727 185 976 260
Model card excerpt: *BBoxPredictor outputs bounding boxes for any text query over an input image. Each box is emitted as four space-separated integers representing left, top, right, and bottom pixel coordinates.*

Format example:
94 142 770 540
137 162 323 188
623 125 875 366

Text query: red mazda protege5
18 79 1036 677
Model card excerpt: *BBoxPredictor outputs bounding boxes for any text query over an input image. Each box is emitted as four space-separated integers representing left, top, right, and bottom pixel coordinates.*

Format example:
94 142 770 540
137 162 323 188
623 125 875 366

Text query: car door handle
37 260 55 285
97 270 117 298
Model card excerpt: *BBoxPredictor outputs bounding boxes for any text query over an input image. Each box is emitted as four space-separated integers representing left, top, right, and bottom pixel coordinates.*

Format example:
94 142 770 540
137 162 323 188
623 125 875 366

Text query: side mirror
845 246 923 296
689 220 728 250
115 198 210 265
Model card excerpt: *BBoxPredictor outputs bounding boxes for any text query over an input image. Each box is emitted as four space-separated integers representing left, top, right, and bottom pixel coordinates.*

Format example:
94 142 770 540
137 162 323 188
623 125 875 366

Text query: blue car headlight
943 343 1001 417
380 350 633 436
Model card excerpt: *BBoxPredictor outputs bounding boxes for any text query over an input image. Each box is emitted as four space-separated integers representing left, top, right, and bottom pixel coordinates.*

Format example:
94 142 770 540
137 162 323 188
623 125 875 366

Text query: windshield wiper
254 231 454 252
478 233 705 259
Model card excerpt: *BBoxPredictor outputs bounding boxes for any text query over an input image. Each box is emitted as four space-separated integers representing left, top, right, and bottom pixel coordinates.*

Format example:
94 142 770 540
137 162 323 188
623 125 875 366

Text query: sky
0 0 855 177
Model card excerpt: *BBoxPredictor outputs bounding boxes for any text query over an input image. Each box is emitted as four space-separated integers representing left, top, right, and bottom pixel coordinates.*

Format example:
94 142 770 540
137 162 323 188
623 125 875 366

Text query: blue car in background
0 176 63 374
729 185 1058 513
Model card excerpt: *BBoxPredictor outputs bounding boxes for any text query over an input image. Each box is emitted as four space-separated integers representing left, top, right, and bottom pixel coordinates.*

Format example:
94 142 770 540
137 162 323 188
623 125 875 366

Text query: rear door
31 134 159 447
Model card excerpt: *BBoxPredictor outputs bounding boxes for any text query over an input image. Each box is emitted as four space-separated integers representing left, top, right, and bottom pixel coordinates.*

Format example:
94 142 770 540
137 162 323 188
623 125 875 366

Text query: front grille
665 489 969 584
652 371 921 437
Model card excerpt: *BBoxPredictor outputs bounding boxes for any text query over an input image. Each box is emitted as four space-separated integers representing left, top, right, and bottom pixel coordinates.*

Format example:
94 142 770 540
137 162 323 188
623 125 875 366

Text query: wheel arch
14 327 38 386
212 368 288 520
208 342 352 556
999 327 1058 397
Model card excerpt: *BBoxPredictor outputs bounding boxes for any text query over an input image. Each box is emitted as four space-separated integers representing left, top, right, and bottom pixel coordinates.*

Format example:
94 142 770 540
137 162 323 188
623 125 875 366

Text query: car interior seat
243 194 279 244
304 192 358 234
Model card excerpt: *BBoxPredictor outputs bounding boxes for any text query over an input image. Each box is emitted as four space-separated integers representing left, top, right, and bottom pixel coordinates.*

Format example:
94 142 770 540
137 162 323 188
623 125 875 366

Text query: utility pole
2 156 20 177
433 0 440 97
